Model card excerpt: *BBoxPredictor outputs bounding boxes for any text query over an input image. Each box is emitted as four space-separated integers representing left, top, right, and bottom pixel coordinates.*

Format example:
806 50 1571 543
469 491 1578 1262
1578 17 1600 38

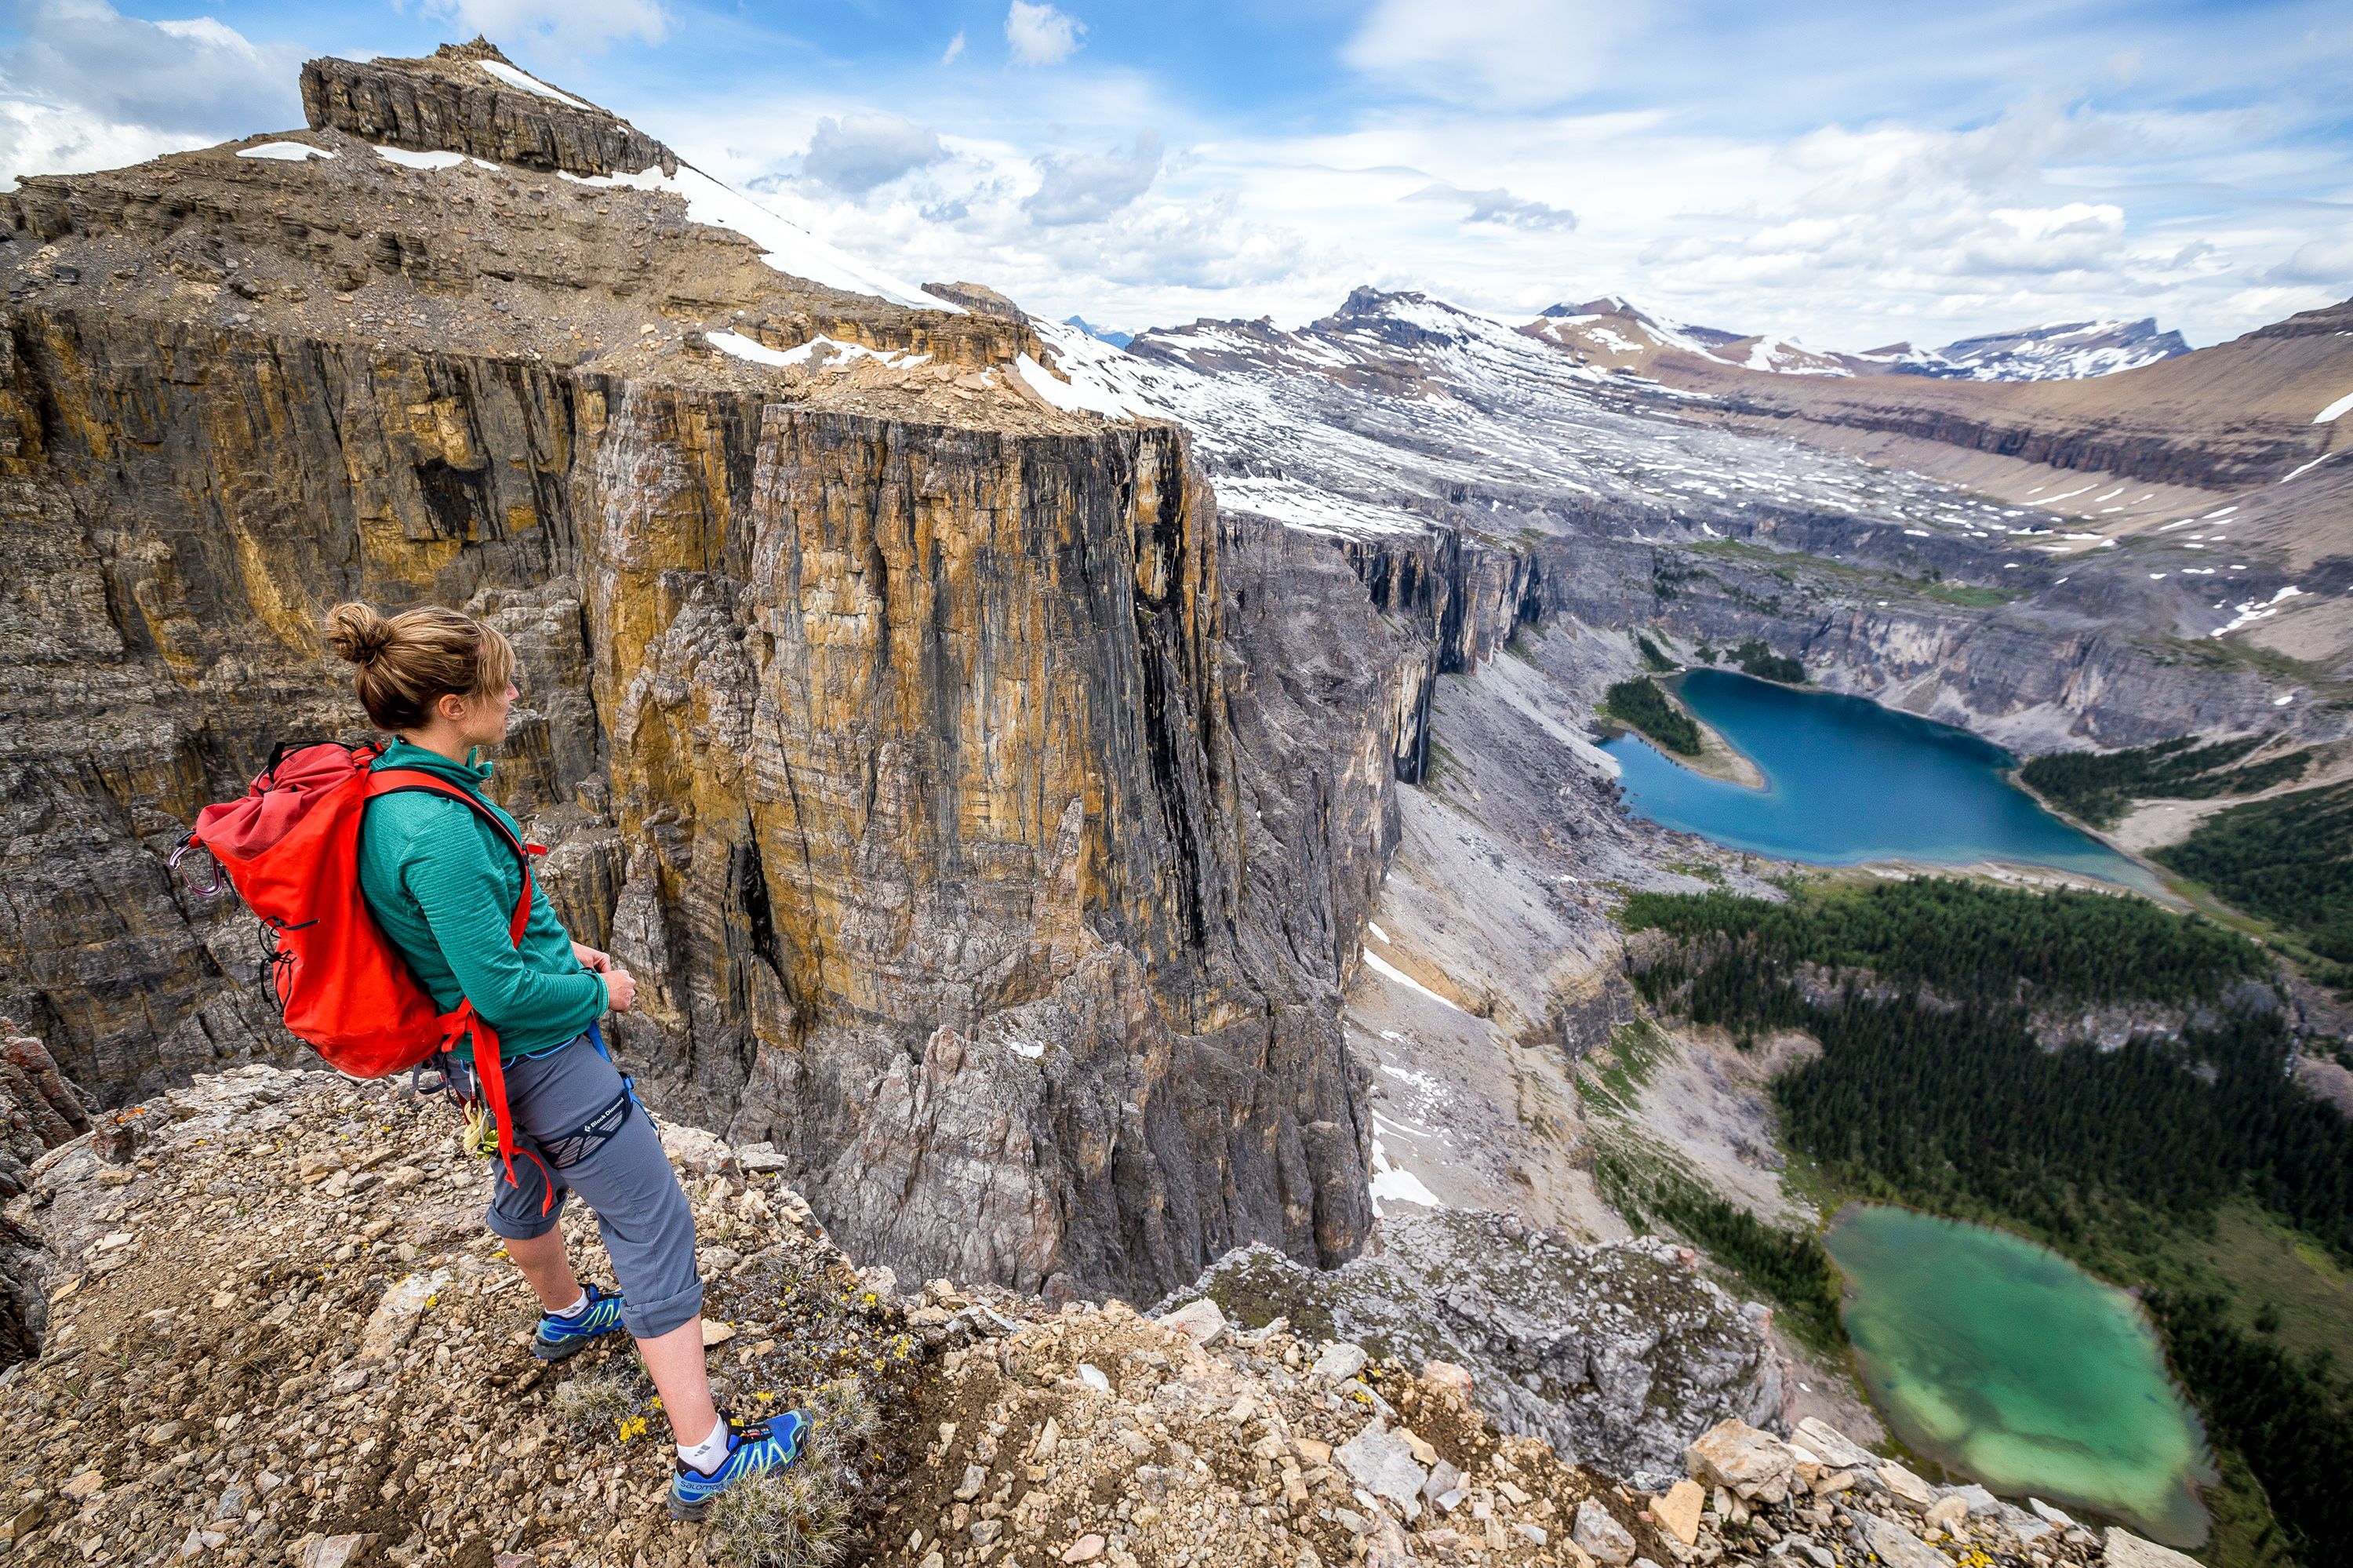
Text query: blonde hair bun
324 602 395 666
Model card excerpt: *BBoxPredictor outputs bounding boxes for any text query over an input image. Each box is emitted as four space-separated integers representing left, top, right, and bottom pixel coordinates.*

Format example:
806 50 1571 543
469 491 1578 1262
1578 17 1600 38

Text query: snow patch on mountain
477 58 594 110
375 145 496 171
558 164 958 313
237 141 333 162
1529 297 2184 383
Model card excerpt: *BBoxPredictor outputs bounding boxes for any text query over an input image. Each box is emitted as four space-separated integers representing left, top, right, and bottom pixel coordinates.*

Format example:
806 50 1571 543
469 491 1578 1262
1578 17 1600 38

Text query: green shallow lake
1825 1205 2213 1546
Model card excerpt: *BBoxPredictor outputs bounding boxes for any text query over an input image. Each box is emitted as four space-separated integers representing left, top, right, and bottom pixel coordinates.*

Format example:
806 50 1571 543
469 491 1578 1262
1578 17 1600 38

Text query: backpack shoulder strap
365 769 544 944
363 767 558 1202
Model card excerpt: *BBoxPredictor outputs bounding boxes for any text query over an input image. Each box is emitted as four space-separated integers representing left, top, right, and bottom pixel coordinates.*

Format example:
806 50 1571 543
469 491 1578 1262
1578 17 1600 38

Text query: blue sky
2 0 2348 347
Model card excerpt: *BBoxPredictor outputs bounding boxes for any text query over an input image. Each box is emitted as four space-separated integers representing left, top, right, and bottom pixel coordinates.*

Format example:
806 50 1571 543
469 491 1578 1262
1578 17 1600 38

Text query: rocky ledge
0 1059 2198 1568
1162 1218 1785 1487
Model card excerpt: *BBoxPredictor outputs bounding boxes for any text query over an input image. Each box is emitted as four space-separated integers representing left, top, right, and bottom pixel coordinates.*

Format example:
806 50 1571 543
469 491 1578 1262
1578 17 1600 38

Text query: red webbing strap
372 769 553 1203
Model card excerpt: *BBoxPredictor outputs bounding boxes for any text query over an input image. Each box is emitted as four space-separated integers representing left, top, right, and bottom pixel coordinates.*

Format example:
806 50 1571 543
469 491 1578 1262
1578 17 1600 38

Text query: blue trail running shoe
531 1282 627 1362
670 1409 812 1521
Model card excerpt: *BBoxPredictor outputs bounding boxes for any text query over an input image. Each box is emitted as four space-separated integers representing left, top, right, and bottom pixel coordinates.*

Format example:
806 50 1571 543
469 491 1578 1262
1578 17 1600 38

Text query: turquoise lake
1826 1205 2213 1545
1600 669 2158 890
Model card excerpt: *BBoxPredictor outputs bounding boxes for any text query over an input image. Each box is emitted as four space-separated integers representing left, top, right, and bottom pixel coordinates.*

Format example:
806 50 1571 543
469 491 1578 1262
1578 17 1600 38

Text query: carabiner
169 839 227 899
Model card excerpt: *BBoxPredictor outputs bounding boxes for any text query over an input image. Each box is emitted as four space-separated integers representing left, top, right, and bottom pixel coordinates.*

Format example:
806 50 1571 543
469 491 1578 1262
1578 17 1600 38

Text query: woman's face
461 680 519 748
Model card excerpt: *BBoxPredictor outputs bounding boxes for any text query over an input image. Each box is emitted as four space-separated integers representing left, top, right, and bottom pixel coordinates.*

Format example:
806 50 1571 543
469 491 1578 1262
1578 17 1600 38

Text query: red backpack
179 740 540 1188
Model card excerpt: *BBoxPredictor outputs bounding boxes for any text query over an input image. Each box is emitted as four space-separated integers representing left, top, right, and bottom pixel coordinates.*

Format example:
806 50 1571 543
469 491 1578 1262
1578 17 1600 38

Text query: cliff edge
0 1057 2185 1568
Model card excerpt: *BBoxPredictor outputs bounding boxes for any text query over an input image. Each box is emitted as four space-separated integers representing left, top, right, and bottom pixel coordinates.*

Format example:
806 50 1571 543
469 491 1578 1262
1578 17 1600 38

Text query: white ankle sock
677 1416 729 1475
549 1290 587 1319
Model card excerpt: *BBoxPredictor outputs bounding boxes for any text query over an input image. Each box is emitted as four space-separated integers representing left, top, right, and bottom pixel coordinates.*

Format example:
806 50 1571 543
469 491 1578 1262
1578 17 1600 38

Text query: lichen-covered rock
1166 1210 1787 1486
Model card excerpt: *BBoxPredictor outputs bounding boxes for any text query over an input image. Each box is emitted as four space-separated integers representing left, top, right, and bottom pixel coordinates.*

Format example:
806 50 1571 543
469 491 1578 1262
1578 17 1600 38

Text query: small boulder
659 1122 735 1177
358 1269 450 1360
1653 1479 1705 1546
1336 1422 1427 1522
1851 1512 1944 1568
1791 1417 1878 1470
1159 1297 1226 1344
1061 1534 1105 1564
1878 1461 1937 1508
296 1536 379 1568
1311 1341 1369 1384
1923 1495 1969 1530
1573 1498 1637 1566
1946 1483 2002 1516
1421 1359 1474 1398
1685 1418 1796 1504
2104 1530 2205 1568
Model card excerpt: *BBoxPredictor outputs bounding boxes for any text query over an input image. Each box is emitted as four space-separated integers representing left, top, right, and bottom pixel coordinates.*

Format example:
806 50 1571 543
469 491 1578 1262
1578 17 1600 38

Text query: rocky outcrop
0 1021 88 1202
1322 529 1540 780
0 48 1396 1305
0 1020 87 1363
1166 1210 1787 1488
300 38 678 179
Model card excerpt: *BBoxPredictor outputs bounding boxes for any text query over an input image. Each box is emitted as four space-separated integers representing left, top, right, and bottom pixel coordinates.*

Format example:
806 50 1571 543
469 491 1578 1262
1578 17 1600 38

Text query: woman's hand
571 940 612 973
602 966 638 1013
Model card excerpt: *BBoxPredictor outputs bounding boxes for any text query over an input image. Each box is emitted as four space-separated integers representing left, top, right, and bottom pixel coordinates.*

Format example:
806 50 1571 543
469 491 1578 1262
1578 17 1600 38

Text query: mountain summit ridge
1528 293 2188 382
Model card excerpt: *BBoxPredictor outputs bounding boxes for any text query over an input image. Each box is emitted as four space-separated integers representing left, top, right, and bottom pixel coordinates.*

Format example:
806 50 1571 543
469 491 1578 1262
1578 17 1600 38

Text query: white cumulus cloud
800 113 947 194
1404 181 1577 231
0 0 302 185
0 0 296 134
420 0 669 50
1345 0 1639 108
1024 131 1160 225
1006 2 1084 67
2265 234 2353 289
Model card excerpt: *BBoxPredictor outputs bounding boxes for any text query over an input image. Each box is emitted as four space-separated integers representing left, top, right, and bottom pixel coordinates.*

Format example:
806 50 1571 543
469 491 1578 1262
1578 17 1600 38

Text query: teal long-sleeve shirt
356 738 606 1063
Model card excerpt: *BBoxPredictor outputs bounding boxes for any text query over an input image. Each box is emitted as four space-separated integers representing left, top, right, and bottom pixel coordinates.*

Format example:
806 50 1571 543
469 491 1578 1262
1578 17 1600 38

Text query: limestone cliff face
301 39 678 180
567 388 1389 1298
0 52 1392 1304
1309 528 1541 780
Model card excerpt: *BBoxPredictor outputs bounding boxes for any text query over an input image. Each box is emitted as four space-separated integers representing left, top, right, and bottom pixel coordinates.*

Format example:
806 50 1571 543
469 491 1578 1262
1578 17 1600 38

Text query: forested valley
1619 879 2353 1568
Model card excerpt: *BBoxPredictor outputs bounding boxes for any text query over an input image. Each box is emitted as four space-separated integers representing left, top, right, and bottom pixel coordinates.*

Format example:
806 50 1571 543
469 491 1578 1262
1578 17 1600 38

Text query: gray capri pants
485 1031 704 1340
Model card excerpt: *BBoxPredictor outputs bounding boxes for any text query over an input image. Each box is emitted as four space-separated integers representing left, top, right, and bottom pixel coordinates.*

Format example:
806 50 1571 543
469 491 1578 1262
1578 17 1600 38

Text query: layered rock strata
0 49 1391 1302
301 38 679 180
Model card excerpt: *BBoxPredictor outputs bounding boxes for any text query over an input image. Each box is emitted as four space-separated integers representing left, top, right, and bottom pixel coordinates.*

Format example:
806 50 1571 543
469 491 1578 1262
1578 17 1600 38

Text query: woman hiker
324 599 805 1521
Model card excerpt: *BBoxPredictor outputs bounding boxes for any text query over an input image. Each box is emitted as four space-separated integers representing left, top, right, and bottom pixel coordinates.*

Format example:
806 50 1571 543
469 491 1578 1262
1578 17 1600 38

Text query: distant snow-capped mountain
1863 318 2190 381
1037 288 2035 549
1064 315 1134 348
1529 297 1853 378
1524 297 2185 383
